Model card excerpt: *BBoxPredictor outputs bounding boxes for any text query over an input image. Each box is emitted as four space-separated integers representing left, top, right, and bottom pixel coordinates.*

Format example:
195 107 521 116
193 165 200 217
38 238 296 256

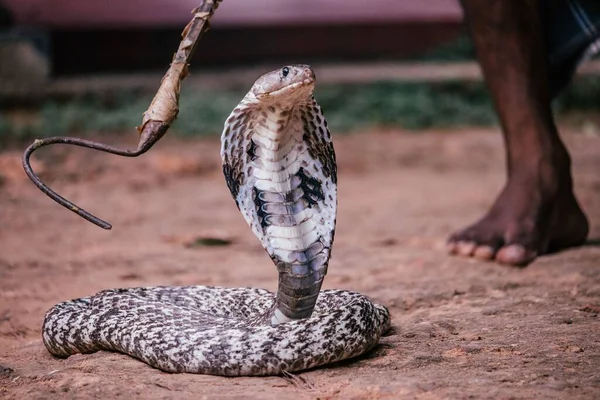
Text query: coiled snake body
42 65 391 376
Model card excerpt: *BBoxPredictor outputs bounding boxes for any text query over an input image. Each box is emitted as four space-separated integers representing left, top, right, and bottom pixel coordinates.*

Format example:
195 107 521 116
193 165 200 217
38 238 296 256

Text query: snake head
250 65 316 103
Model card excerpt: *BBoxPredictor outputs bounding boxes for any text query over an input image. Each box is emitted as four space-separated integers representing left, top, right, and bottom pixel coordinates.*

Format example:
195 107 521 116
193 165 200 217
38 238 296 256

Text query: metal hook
22 122 169 230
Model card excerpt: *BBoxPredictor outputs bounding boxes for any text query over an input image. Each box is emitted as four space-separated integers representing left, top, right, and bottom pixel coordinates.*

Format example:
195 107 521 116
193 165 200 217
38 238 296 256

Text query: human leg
447 0 591 266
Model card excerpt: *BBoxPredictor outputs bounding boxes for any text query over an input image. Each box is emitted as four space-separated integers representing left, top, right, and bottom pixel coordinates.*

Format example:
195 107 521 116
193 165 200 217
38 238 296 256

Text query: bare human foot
447 159 589 266
450 0 591 266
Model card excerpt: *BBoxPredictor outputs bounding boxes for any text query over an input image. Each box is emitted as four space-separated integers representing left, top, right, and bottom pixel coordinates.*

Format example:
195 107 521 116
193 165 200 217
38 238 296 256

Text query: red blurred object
2 0 462 28
0 1 465 75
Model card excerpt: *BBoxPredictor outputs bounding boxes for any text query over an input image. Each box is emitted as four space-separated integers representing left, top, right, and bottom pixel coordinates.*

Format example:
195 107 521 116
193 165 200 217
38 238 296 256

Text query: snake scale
42 65 391 376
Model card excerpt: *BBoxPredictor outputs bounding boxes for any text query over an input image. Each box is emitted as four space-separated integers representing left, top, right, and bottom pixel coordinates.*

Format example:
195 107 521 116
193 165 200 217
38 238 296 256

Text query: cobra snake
42 65 391 376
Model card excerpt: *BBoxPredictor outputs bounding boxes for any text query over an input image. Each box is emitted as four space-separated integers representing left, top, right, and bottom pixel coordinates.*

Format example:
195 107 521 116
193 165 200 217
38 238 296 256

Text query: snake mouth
256 78 315 100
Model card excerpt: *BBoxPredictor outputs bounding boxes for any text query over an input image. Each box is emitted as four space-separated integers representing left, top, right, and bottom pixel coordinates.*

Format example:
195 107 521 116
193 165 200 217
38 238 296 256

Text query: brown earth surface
0 128 599 399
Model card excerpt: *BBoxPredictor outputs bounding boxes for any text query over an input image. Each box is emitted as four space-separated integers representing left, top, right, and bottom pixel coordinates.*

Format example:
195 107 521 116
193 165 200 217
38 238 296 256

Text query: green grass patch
1 74 599 145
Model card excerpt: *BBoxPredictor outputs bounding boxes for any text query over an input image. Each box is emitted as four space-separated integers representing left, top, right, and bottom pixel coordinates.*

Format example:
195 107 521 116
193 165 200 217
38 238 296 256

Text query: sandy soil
0 128 599 399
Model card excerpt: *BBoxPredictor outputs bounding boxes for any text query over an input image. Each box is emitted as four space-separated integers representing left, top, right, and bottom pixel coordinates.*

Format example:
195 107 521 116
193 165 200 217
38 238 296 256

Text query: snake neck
222 95 337 326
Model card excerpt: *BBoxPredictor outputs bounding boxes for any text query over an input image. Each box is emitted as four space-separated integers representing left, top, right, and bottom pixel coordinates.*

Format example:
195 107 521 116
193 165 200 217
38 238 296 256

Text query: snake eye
282 67 289 77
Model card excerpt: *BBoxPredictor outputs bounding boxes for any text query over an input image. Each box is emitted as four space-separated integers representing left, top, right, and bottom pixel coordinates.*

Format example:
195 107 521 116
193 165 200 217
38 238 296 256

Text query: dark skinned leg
447 0 589 266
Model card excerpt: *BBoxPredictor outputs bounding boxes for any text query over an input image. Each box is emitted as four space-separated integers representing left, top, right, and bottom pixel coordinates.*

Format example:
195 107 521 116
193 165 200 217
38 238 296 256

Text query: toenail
496 244 537 266
457 241 476 257
473 246 495 260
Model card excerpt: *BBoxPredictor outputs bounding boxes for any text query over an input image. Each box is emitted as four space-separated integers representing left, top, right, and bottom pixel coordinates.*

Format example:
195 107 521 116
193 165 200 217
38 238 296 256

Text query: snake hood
221 65 337 325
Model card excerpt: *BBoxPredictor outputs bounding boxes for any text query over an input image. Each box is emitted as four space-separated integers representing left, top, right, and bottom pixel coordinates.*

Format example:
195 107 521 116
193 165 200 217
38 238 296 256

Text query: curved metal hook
22 123 168 230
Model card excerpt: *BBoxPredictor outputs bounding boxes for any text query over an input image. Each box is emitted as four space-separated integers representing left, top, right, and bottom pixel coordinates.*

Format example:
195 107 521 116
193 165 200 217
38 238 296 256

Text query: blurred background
3 4 600 397
0 0 599 144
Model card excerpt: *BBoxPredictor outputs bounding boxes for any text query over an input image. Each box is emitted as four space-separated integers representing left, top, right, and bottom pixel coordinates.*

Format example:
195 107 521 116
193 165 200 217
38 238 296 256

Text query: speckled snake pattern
42 65 391 376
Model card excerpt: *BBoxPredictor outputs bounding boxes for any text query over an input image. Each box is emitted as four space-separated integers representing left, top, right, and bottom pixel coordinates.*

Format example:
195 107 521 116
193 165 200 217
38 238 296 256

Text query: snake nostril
304 68 316 82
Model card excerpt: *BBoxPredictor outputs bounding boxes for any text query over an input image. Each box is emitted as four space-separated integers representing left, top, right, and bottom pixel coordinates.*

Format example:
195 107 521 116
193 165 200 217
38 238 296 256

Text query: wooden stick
22 0 222 230
137 0 223 151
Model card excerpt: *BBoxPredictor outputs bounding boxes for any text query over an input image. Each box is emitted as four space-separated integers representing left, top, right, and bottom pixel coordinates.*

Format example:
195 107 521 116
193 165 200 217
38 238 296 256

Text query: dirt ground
0 128 599 399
